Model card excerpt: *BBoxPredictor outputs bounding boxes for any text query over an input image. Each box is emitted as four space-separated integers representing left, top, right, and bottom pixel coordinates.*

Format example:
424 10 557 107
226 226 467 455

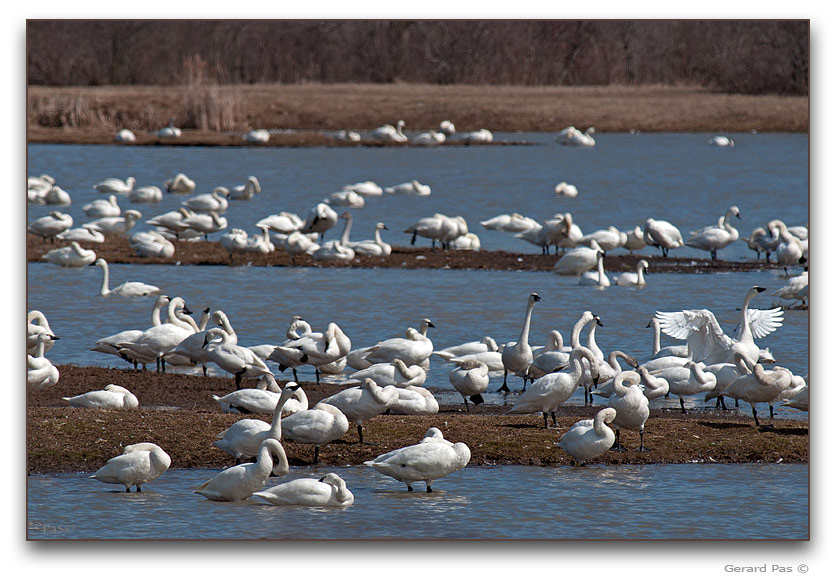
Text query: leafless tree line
26 20 808 95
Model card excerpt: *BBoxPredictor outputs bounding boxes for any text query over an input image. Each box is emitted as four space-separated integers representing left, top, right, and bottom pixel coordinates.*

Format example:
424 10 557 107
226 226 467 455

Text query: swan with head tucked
281 402 350 464
558 407 617 464
362 318 435 368
92 258 160 297
385 179 431 196
346 358 426 388
182 210 228 241
708 135 734 147
364 428 470 492
129 185 163 204
254 472 355 507
269 322 351 383
460 128 494 144
499 293 541 393
388 385 440 415
553 239 604 275
28 211 73 242
643 218 683 257
372 119 407 142
63 384 139 409
319 379 399 443
449 359 490 411
621 225 647 254
182 187 230 213
93 176 135 194
613 260 649 287
480 213 540 233
608 370 651 452
705 359 793 426
655 286 783 366
115 128 136 143
43 241 97 268
435 336 499 361
83 195 121 218
412 130 446 146
213 383 302 465
228 176 262 200
57 225 107 244
27 332 60 389
555 126 596 147
164 173 196 194
301 202 339 242
686 206 741 261
651 360 717 413
580 227 627 252
90 442 171 492
509 346 600 428
83 209 142 236
194 438 288 502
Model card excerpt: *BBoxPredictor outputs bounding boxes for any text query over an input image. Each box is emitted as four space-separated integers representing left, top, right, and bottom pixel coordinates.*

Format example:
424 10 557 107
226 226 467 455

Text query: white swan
194 438 288 502
168 309 236 373
203 328 272 388
580 226 627 252
281 402 350 464
325 189 365 208
608 370 651 452
460 128 494 144
346 358 426 388
364 428 470 492
28 211 73 241
613 259 649 287
182 187 230 213
243 225 276 254
372 119 407 142
554 181 579 197
301 202 339 241
28 310 56 355
448 359 490 411
385 179 431 196
63 384 139 409
254 472 354 507
340 214 392 256
708 135 734 147
480 213 540 233
555 126 595 147
43 241 97 267
228 176 262 200
707 359 793 426
435 336 499 360
363 318 435 368
622 225 646 254
319 379 399 443
146 207 192 235
130 231 175 258
90 295 168 367
342 181 383 197
781 382 808 412
403 213 450 248
244 129 270 144
157 120 181 139
412 130 446 146
334 129 362 142
57 225 106 244
83 195 121 218
655 286 783 366
164 173 196 194
90 442 171 492
83 209 142 236
553 239 604 275
651 361 717 413
515 214 573 255
128 185 163 204
449 351 505 372
527 330 572 380
643 218 684 257
508 346 600 428
770 219 806 274
388 385 440 415
439 120 456 136
182 210 228 240
558 408 616 464
645 318 689 360
115 128 136 143
687 206 741 260
499 292 541 392
213 388 283 414
772 270 808 307
116 296 196 372
213 383 302 464
93 176 135 194
27 332 60 389
92 258 160 297
42 185 71 206
579 250 610 287
269 322 352 383
256 211 304 234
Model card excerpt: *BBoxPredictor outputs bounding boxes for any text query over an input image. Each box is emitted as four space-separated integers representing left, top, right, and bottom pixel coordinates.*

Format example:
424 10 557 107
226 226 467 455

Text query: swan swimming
228 176 262 200
194 438 288 502
612 259 649 287
164 173 196 194
83 195 121 218
93 176 135 194
364 428 471 492
253 473 354 507
63 384 139 409
371 120 407 142
557 407 617 464
92 258 160 297
90 442 171 492
554 181 579 197
578 250 610 287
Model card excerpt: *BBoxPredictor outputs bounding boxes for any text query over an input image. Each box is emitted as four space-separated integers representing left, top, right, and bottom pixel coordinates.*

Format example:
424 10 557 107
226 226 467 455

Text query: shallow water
27 463 808 540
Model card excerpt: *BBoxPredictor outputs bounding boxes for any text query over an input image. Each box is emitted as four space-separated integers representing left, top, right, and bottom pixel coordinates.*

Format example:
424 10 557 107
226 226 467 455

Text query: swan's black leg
550 411 558 428
357 424 364 443
407 484 414 492
497 371 510 393
313 446 320 464
769 404 775 418
638 428 651 452
426 484 433 493
679 397 687 414
542 412 549 428
752 407 760 427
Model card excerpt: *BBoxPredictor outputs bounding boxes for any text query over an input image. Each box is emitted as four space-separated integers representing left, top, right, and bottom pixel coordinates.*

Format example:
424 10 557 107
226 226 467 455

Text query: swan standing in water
43 241 97 267
643 218 684 257
319 379 399 443
92 258 160 297
254 473 354 507
194 438 288 502
557 408 617 465
281 402 350 464
499 293 541 393
608 370 651 452
655 286 783 366
613 260 649 287
27 333 60 389
508 346 601 428
63 384 139 409
449 359 490 411
365 428 470 492
213 383 302 464
372 119 407 142
686 205 741 260
90 442 171 492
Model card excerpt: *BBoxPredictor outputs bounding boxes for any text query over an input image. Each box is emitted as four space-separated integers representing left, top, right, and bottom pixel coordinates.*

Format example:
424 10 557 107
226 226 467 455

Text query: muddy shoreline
26 365 809 475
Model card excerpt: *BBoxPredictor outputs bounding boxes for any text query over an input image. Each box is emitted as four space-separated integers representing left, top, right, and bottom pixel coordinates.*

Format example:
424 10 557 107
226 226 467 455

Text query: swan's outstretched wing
743 307 784 340
655 309 734 363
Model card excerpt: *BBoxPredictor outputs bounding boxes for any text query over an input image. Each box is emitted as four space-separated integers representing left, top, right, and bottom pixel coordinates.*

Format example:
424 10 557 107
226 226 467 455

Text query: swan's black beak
592 374 599 387
645 321 652 328
50 334 61 340
428 321 436 328
532 293 542 302
754 286 766 293
596 317 604 327
383 225 389 230
318 476 326 482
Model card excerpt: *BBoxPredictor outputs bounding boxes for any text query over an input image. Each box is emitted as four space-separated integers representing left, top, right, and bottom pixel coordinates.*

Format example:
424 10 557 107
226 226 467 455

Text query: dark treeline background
26 20 808 95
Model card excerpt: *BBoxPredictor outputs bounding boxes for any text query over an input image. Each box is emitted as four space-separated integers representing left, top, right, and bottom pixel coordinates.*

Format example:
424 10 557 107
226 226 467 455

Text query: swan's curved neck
340 215 353 245
593 413 613 437
637 264 646 285
97 262 110 295
374 227 385 245
267 391 294 440
738 289 759 342
691 364 711 385
366 383 393 405
571 314 592 349
548 331 564 351
650 321 662 355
